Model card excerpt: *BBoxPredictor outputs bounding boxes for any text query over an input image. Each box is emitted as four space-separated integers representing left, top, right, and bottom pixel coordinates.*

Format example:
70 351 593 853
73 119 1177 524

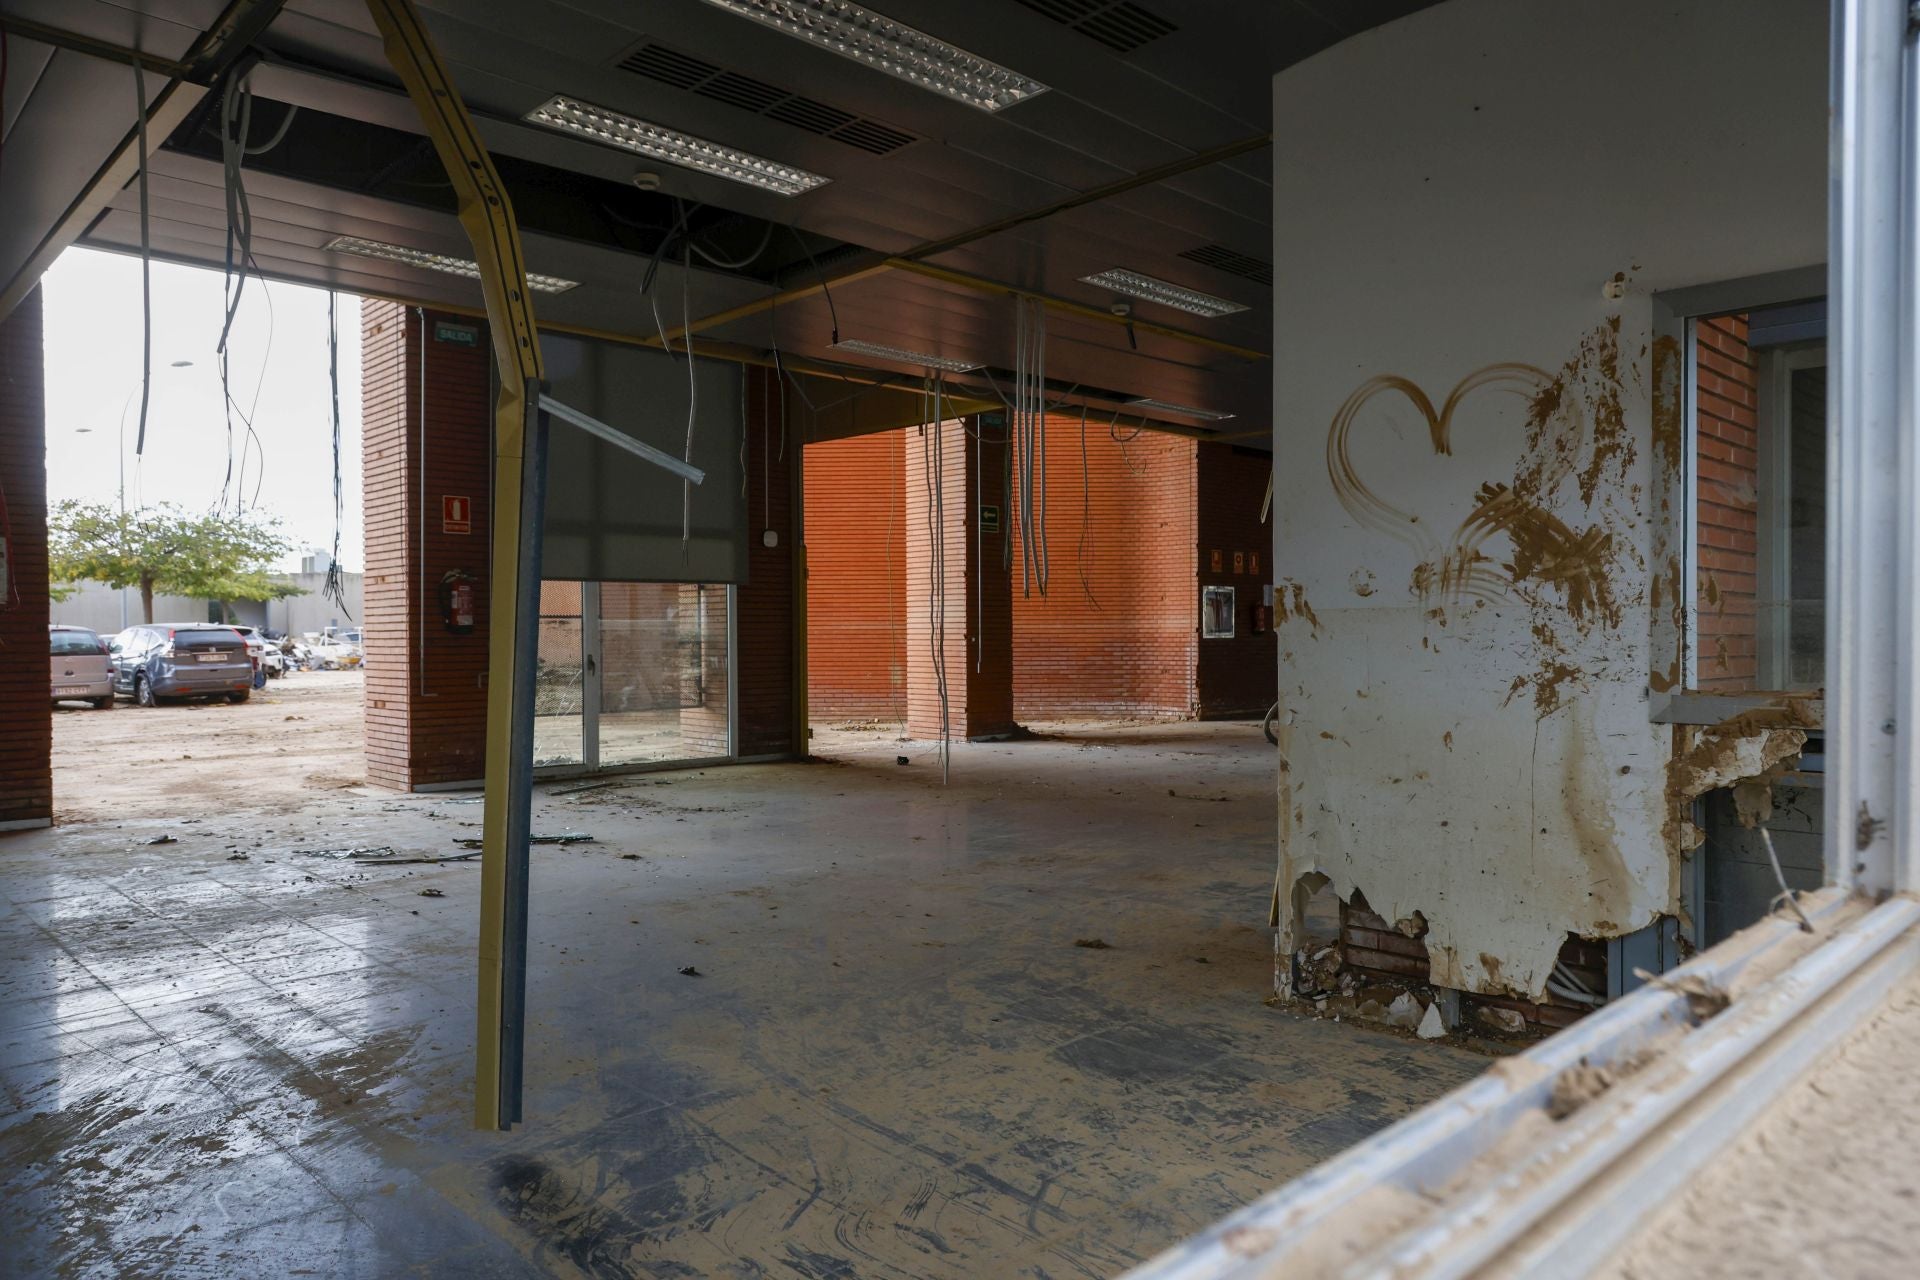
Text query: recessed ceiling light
1127 397 1236 422
833 338 982 372
323 235 579 294
1079 268 1248 319
524 95 828 196
700 0 1047 113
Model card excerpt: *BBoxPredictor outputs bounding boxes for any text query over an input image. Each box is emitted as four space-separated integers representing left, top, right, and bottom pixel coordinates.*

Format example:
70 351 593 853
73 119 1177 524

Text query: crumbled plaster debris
1416 1002 1447 1040
1385 992 1423 1030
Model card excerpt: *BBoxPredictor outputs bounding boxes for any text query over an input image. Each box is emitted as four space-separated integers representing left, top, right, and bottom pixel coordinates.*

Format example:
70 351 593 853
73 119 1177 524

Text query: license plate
55 686 89 695
195 652 228 663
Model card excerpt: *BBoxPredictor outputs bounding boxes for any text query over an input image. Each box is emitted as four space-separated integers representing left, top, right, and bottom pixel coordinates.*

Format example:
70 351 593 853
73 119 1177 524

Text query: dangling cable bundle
323 290 351 616
918 374 952 784
1008 295 1051 597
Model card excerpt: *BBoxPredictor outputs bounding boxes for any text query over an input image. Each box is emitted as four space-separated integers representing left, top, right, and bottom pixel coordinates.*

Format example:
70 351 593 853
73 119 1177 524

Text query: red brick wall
803 431 906 722
901 418 1013 739
1010 415 1197 718
1195 443 1278 717
361 302 494 789
1695 314 1760 690
0 289 52 827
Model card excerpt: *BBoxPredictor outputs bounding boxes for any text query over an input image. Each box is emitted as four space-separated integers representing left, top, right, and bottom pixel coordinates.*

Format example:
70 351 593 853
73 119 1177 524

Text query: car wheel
92 696 114 710
135 676 156 707
227 691 250 704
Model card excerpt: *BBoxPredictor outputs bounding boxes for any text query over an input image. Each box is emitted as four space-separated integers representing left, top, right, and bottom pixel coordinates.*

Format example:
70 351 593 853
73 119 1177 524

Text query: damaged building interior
3 0 1919 1276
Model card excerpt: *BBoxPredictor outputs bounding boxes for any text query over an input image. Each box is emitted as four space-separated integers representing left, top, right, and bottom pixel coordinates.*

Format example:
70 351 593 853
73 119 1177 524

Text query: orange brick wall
901 418 1013 739
360 302 495 789
803 432 906 722
1695 314 1760 690
1010 416 1198 719
0 289 52 828
1195 442 1279 717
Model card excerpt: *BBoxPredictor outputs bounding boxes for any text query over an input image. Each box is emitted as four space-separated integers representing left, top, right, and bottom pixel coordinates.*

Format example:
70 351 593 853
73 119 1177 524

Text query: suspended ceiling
0 0 1442 443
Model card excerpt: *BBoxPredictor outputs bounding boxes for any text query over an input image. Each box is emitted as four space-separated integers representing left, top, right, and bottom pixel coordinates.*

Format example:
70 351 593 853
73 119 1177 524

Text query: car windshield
50 630 103 656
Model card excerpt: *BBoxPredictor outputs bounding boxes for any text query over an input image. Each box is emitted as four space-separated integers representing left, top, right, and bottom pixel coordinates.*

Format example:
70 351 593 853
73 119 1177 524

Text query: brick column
0 289 52 829
360 302 494 789
905 417 1013 740
733 366 799 758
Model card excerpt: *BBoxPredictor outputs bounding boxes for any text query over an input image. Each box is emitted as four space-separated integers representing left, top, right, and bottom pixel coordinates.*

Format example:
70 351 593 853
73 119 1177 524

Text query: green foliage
48 501 301 620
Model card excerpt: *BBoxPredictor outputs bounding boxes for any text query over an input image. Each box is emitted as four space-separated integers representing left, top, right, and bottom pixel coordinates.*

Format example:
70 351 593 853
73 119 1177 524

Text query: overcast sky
41 247 365 571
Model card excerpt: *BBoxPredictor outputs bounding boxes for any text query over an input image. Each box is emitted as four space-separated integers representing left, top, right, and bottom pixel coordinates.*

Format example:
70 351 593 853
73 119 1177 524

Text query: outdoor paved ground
5 679 1488 1277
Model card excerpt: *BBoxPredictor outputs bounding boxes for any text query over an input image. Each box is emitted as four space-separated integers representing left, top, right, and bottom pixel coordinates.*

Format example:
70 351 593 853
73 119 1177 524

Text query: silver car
50 625 114 709
109 624 255 706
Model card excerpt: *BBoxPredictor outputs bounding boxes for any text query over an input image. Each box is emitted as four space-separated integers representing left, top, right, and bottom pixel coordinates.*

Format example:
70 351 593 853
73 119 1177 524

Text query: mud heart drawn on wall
1323 321 1638 639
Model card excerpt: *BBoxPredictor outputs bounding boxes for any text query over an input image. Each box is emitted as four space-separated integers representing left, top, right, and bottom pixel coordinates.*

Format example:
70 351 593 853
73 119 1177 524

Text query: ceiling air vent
1178 243 1274 288
615 41 920 156
1016 0 1177 54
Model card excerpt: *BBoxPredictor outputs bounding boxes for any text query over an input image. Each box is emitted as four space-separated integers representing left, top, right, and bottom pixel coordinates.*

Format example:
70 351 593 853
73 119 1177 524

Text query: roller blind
538 332 747 583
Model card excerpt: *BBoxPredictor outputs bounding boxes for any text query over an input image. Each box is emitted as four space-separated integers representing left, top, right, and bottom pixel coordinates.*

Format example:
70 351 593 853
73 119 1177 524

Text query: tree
48 501 301 623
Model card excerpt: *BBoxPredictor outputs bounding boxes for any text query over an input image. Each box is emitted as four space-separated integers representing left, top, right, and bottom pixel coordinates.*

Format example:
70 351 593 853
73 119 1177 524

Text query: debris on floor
452 832 594 849
677 965 701 976
143 834 177 845
1074 937 1113 949
419 888 446 898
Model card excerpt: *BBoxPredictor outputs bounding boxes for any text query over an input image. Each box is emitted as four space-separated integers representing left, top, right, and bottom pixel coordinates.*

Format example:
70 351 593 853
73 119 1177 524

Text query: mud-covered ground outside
51 669 367 824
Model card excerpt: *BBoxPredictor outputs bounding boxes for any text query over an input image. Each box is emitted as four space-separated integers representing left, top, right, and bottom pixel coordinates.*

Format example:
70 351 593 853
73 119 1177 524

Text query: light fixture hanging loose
1126 396 1236 422
700 0 1047 113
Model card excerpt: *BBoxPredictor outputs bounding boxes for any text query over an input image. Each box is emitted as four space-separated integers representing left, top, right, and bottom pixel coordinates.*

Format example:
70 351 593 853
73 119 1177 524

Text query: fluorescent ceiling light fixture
524 95 828 196
700 0 1047 113
323 234 579 294
832 338 981 372
1079 268 1248 318
1127 397 1236 422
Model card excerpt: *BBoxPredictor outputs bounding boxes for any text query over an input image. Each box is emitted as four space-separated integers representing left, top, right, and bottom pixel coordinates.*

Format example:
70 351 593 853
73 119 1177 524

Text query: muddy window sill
1649 689 1825 730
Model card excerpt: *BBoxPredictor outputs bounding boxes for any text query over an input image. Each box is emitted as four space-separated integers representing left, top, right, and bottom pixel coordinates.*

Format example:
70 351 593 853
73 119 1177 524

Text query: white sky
41 247 365 571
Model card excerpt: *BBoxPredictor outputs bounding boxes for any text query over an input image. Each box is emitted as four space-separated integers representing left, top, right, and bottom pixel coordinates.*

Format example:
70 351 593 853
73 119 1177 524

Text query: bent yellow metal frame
364 0 545 1130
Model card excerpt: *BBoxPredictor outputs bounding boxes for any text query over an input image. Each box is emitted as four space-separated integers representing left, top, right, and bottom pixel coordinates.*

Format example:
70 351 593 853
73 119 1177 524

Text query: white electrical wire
680 236 697 560
133 62 152 460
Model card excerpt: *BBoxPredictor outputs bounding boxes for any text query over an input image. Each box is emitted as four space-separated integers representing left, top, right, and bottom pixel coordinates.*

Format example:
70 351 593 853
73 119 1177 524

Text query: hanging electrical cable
133 62 153 460
323 290 351 616
688 219 775 271
787 225 840 345
1076 404 1101 610
680 233 698 561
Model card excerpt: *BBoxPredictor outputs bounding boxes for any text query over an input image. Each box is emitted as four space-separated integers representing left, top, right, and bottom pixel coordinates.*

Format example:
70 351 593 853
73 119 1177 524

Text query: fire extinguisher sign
442 495 472 535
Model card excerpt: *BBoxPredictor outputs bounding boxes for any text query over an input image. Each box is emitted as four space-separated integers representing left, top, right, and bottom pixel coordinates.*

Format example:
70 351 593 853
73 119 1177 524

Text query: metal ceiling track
0 0 289 319
649 132 1273 353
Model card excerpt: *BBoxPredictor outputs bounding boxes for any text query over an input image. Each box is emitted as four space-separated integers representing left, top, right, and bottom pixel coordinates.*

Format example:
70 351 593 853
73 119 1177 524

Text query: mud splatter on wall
1269 0 1828 999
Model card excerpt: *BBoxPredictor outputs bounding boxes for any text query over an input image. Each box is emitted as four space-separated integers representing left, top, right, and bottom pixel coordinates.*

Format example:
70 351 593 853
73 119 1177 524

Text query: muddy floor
4 683 1488 1277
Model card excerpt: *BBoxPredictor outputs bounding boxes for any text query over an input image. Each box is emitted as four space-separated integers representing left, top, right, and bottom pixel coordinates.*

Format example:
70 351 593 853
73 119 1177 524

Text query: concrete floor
1 691 1487 1278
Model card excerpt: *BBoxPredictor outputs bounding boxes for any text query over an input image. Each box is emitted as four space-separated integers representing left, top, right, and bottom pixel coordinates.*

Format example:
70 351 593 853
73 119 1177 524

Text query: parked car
49 625 114 709
227 625 281 683
108 624 254 706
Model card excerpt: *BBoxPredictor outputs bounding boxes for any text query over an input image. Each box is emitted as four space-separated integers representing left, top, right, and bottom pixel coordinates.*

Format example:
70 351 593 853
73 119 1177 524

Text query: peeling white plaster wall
1270 0 1827 998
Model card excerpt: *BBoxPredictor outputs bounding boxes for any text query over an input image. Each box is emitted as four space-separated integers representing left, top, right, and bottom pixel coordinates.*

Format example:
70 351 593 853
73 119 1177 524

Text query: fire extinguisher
439 569 478 635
